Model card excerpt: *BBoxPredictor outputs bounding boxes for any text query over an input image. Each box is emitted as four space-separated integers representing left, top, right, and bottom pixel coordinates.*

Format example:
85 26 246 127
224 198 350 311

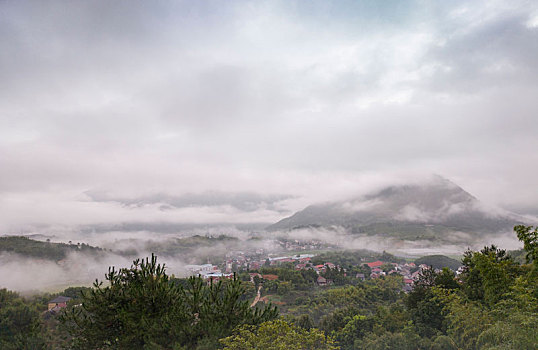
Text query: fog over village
1 1 538 349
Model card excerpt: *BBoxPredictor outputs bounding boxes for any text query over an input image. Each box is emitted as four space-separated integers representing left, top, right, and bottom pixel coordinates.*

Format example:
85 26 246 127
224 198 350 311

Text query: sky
1 0 538 234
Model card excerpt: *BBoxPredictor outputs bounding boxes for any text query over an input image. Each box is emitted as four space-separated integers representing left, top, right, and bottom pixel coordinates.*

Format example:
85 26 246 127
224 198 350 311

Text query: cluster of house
364 260 432 292
292 259 433 291
186 253 319 283
186 247 451 293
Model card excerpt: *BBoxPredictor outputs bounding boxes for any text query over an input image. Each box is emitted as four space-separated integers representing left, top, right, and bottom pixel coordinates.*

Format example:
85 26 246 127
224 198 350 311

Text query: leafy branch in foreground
220 319 339 350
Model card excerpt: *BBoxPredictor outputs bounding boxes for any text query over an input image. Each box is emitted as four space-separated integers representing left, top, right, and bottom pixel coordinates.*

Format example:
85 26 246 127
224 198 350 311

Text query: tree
360 327 423 350
61 254 278 349
405 267 456 337
220 319 339 350
514 225 538 264
253 275 261 289
460 245 520 306
0 289 46 350
295 314 314 330
476 312 538 350
434 268 460 290
336 314 373 349
277 281 291 295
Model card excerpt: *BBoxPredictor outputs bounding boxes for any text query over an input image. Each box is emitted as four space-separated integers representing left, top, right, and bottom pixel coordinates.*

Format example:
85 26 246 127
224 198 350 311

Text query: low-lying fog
0 224 523 294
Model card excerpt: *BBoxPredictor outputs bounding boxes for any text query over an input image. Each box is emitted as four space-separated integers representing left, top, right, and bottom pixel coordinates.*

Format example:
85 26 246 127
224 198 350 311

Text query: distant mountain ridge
267 176 527 241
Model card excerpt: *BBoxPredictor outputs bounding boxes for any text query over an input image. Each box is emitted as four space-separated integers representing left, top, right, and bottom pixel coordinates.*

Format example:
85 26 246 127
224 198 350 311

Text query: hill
0 236 103 261
267 176 527 242
414 255 462 270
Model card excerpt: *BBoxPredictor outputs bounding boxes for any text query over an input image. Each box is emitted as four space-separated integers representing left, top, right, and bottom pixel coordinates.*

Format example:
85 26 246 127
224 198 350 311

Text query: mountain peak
267 177 525 240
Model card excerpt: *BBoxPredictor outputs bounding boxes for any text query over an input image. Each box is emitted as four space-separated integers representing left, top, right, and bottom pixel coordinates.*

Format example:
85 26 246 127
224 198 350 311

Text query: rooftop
49 296 71 303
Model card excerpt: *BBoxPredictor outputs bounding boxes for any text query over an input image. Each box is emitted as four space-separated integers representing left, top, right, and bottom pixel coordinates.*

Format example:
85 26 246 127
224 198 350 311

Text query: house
325 262 336 269
315 264 326 272
186 264 219 275
356 273 365 281
202 272 233 283
48 296 71 311
249 261 262 270
366 261 384 268
411 270 422 280
262 274 279 281
317 276 328 286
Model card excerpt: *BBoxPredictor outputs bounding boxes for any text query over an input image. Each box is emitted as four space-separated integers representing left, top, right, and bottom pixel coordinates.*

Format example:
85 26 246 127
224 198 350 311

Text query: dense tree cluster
0 288 47 349
0 236 102 262
220 319 338 350
60 254 277 349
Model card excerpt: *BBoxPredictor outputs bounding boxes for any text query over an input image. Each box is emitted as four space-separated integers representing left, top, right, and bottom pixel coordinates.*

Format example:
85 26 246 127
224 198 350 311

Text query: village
183 245 463 293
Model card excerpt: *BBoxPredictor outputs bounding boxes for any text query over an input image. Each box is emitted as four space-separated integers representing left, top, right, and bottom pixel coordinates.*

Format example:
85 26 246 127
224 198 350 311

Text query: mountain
267 176 527 241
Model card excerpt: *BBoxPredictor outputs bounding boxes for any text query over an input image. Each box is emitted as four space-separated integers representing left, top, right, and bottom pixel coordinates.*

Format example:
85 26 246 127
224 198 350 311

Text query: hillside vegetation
414 255 461 270
0 236 102 261
1 225 536 349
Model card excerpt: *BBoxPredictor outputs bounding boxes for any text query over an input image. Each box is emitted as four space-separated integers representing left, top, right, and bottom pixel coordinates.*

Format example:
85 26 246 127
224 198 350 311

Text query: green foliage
3 225 538 349
360 326 423 350
61 254 278 349
460 245 521 306
514 225 538 264
438 291 493 349
405 267 459 337
311 250 404 267
336 314 373 349
0 236 102 261
295 314 314 330
476 311 538 350
0 289 47 349
220 319 339 350
322 266 347 285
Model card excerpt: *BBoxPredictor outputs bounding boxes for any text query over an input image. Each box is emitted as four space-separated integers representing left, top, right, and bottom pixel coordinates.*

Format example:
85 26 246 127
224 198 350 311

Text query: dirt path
250 285 262 307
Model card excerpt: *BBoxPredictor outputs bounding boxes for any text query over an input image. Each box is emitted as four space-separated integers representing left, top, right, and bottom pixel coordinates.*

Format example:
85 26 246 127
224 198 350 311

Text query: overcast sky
1 0 538 232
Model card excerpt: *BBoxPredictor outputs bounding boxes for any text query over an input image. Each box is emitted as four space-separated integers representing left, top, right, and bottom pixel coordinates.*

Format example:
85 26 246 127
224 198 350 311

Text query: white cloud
1 0 537 233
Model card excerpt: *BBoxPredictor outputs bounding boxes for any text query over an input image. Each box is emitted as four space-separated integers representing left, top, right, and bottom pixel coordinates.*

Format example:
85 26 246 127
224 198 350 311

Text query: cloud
1 0 538 235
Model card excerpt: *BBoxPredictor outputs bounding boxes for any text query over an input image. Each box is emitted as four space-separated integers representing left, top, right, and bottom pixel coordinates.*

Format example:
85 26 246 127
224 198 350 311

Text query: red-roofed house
262 274 278 281
317 276 328 286
295 263 307 270
366 261 384 268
